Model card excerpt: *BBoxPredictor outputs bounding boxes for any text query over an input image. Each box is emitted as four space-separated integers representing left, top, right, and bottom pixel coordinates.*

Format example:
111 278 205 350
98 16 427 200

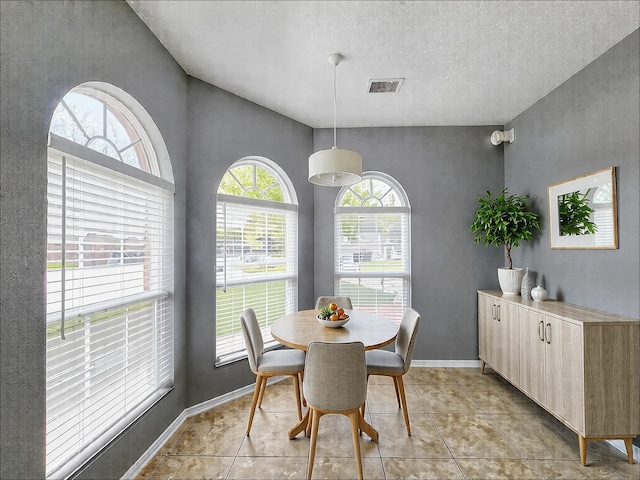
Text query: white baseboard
411 359 482 368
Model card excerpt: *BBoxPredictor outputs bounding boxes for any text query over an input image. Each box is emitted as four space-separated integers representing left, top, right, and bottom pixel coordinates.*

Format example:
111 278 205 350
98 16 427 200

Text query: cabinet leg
578 435 587 466
480 360 485 374
623 438 634 464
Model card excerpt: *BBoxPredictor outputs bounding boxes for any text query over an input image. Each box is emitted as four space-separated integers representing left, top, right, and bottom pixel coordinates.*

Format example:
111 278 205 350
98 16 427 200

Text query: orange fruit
330 313 339 321
338 314 346 320
337 308 344 316
329 302 338 311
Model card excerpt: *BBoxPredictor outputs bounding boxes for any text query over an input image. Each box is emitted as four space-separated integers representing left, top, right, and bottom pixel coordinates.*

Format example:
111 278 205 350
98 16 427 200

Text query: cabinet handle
538 321 544 342
496 304 501 321
491 304 496 320
545 323 551 344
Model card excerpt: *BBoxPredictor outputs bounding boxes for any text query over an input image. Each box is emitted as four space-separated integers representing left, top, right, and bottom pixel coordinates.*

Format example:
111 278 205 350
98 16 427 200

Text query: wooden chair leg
305 411 312 437
396 375 411 435
349 410 364 480
247 375 264 435
307 408 321 480
257 374 267 408
392 376 401 408
300 371 307 407
359 374 369 421
292 373 303 421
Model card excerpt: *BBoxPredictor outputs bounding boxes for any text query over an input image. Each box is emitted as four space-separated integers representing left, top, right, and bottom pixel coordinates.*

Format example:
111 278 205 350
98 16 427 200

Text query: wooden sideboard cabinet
478 290 639 465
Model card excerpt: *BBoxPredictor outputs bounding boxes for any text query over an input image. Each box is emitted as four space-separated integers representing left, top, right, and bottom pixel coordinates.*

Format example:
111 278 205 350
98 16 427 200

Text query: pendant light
308 53 362 186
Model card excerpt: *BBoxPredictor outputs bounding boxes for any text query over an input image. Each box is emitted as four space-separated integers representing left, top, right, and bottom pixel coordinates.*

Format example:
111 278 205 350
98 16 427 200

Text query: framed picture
548 167 617 249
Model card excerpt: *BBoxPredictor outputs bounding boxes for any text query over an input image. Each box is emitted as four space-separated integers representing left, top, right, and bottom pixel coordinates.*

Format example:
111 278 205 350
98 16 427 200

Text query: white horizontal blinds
334 173 410 324
593 207 614 246
46 151 172 318
592 184 615 246
216 161 297 364
45 148 173 477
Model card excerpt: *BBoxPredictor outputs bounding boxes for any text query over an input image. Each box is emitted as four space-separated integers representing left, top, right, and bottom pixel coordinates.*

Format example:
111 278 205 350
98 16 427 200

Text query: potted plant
471 188 542 294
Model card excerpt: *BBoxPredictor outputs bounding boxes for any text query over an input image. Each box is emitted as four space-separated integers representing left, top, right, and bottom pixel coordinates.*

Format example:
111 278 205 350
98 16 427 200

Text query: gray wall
505 29 639 319
313 126 505 360
185 78 314 406
0 1 190 478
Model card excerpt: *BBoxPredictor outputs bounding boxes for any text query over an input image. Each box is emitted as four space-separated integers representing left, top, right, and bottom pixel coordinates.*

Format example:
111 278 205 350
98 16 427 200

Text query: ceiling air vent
368 78 404 93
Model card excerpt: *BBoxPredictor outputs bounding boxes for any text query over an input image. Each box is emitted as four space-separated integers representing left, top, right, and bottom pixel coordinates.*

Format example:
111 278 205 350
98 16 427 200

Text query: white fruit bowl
316 314 349 328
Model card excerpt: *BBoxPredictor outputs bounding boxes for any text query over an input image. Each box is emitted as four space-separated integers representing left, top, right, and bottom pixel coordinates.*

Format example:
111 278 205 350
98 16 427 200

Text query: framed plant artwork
547 167 617 249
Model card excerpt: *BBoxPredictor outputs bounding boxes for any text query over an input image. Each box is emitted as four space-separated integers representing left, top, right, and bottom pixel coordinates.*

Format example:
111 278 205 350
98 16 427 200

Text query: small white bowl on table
316 314 349 328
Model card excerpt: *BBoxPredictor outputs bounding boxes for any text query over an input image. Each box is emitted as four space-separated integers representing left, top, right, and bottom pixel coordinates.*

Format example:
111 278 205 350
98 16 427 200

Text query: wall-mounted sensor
490 128 515 146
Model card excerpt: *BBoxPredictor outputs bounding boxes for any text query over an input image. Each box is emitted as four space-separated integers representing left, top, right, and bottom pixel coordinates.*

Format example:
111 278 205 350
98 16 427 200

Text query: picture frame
547 167 617 249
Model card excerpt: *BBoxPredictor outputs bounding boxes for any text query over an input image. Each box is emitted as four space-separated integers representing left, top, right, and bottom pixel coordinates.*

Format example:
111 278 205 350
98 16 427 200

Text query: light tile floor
136 367 638 479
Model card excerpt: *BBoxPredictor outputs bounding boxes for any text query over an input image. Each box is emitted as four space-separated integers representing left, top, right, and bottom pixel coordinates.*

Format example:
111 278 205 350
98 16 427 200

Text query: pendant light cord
333 60 337 148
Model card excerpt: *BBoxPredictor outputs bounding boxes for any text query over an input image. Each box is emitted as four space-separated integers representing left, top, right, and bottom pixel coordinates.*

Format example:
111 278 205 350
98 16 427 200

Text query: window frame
215 157 298 366
45 83 174 479
334 171 411 324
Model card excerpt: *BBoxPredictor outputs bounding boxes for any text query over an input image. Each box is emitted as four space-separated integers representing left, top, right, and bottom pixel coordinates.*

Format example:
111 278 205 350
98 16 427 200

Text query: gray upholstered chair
314 295 353 310
240 308 305 435
364 308 420 435
304 341 377 480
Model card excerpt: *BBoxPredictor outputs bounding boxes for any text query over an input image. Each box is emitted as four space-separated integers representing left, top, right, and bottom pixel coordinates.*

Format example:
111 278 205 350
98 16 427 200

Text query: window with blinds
216 159 297 365
593 183 615 247
334 173 410 324
46 85 174 479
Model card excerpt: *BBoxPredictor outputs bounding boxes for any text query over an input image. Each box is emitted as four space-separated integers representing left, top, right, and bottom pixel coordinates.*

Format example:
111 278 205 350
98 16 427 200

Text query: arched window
216 158 298 364
46 83 174 478
334 172 410 323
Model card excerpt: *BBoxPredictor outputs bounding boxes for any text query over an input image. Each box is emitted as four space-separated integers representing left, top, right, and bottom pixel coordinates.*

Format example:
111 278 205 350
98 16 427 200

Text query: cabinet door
519 307 546 404
478 295 519 384
544 315 584 432
500 301 520 385
490 300 506 374
478 294 494 366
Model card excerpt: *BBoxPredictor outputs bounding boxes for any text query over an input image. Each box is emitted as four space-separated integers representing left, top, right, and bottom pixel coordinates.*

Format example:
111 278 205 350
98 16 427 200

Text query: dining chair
314 295 353 309
304 341 377 480
240 308 305 435
364 308 420 435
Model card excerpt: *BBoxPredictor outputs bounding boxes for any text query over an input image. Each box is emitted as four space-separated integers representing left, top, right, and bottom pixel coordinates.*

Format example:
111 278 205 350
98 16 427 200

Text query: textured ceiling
127 0 639 128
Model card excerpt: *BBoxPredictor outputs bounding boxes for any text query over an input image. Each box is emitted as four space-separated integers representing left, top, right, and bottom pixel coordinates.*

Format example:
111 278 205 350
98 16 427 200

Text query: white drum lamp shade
308 147 362 186
308 53 363 187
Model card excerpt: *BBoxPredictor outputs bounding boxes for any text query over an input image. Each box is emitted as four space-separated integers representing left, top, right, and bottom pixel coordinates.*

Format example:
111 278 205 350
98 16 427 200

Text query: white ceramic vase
531 285 548 301
497 267 524 295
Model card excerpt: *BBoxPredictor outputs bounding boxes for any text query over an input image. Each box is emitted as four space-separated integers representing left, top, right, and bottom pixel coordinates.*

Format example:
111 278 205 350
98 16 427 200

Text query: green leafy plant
318 305 334 320
471 189 542 269
558 189 597 236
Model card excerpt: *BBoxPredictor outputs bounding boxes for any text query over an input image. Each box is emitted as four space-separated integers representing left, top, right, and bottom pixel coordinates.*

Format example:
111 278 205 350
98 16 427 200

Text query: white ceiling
127 0 639 128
